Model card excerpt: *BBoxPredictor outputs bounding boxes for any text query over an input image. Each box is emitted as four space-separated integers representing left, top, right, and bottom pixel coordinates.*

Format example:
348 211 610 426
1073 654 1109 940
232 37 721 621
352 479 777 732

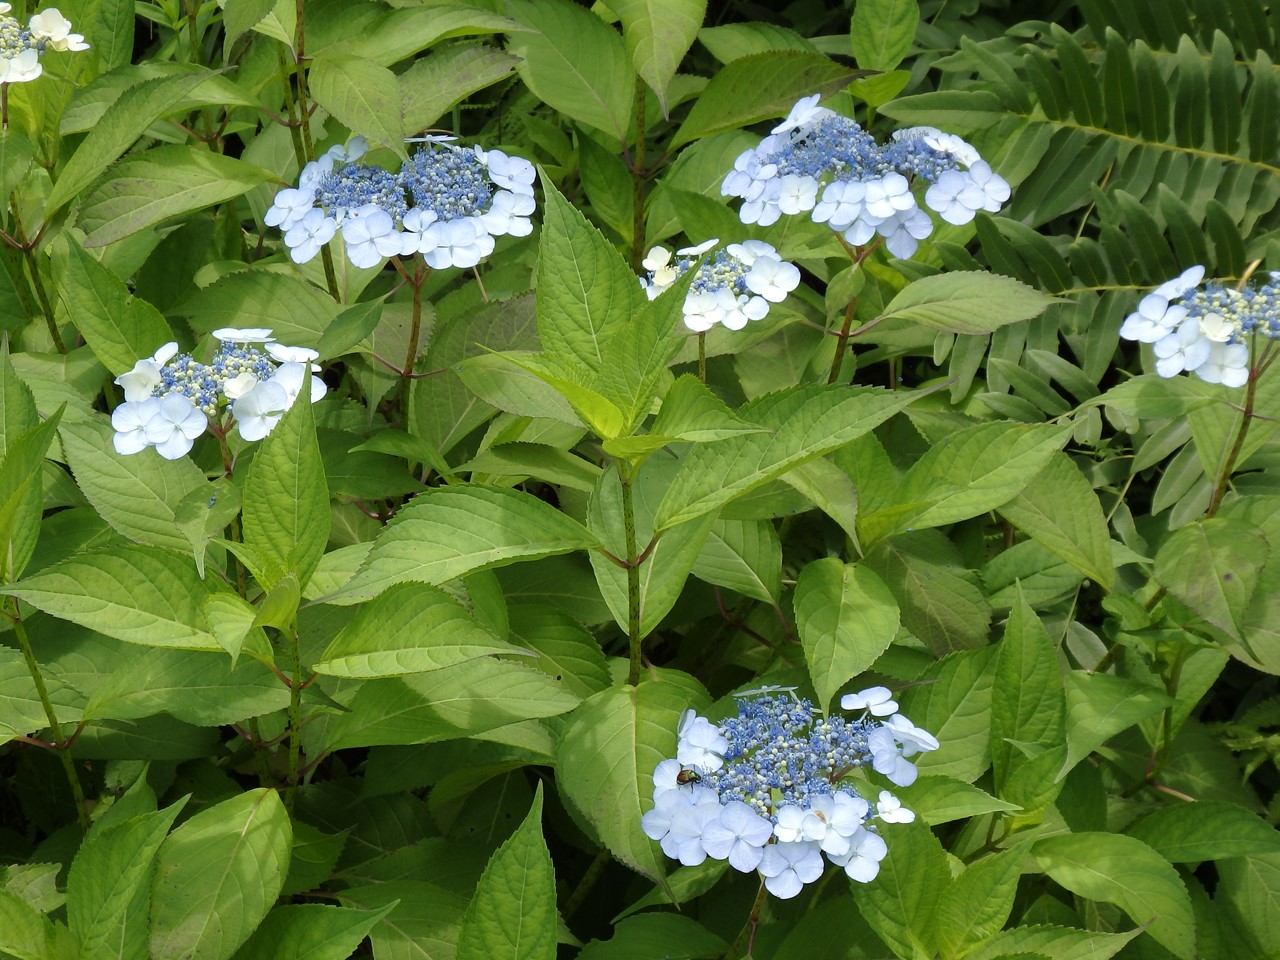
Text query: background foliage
1 0 1278 958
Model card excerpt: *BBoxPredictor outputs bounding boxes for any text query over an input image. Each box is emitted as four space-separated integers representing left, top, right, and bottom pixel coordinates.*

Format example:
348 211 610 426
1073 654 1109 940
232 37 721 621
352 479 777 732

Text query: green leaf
877 89 1010 130
492 351 627 439
935 846 1026 959
1088 375 1218 419
897 775 1018 825
877 272 1055 335
1062 671 1171 777
329 485 601 603
652 384 921 532
320 657 580 751
67 800 186 960
611 0 707 114
1154 518 1267 643
61 420 210 554
7 545 221 650
241 385 329 591
587 460 716 636
0 339 38 462
651 374 766 442
314 582 526 678
0 888 55 960
697 23 816 63
504 0 634 143
896 421 1074 531
1126 801 1280 863
558 674 707 883
1032 833 1195 959
691 518 781 604
337 882 467 960
672 52 861 147
0 409 62 584
508 603 610 699
78 146 276 248
52 237 173 376
991 590 1065 812
45 69 213 214
456 785 556 960
964 923 1139 960
315 301 382 362
851 819 949 958
222 0 277 57
230 903 395 960
793 558 899 714
180 270 341 346
849 0 919 72
308 53 406 156
997 452 1115 591
400 45 520 137
150 789 291 960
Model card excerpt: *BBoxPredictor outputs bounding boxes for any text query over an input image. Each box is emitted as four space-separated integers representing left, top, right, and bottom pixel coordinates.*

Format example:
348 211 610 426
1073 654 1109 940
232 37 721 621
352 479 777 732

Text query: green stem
12 605 89 829
185 0 202 65
9 196 63 352
621 465 642 687
561 846 611 919
724 880 769 960
1205 337 1264 518
698 332 706 383
826 294 858 385
629 77 646 272
397 254 427 418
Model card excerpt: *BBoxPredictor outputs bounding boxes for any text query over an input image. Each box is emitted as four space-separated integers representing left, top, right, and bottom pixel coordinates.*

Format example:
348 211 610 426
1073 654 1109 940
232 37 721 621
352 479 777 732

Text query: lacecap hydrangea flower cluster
640 239 801 333
1118 264 1280 388
722 94 1010 259
0 3 88 83
641 687 938 899
111 329 326 460
266 136 536 270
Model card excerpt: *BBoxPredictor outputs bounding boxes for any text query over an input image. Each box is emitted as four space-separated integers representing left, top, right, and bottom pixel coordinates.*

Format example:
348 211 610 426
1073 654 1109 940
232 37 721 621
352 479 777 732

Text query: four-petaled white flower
0 49 42 83
841 686 899 717
28 7 89 50
342 206 404 269
876 791 915 824
143 394 208 460
701 801 773 872
758 841 824 899
114 342 178 402
111 398 162 455
676 709 728 772
233 380 290 442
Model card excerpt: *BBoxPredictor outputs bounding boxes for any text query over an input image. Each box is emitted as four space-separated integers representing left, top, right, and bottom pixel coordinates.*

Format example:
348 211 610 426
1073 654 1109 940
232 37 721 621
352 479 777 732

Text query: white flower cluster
265 136 536 270
721 94 1010 258
1118 264 1277 388
111 329 326 460
640 688 938 899
0 4 88 83
640 239 801 333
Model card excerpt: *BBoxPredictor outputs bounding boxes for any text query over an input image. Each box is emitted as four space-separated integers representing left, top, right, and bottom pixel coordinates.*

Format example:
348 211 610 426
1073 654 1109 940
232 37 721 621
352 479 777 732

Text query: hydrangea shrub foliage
0 0 1277 958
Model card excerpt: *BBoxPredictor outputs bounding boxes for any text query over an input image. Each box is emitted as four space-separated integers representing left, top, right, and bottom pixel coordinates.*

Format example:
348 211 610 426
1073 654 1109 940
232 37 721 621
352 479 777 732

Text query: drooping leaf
611 0 707 114
876 272 1055 335
308 53 406 156
1153 518 1267 642
849 0 919 72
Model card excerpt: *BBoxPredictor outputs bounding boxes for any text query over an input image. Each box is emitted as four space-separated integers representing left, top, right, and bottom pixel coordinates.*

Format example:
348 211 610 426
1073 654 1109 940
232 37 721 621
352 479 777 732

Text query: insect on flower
675 767 703 785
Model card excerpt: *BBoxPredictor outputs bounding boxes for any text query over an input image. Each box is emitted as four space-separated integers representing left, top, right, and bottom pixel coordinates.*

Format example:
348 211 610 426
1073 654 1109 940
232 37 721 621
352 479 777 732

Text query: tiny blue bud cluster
640 239 801 332
721 94 1010 259
641 688 938 899
1120 265 1280 387
266 136 536 270
111 329 327 460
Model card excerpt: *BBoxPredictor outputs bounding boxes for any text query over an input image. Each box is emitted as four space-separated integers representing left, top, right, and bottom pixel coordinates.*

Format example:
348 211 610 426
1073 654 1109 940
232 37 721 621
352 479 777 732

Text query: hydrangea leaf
611 0 707 115
179 270 340 347
691 518 782 604
504 0 634 144
78 146 276 248
508 603 610 700
1126 800 1280 862
935 846 1026 959
66 800 185 960
1153 517 1267 643
1033 833 1194 959
1062 671 1171 777
456 785 556 960
896 775 1018 825
652 384 921 532
850 819 949 958
314 582 528 679
149 789 292 960
964 924 1139 960
399 45 519 137
326 484 601 604
850 0 919 72
230 903 396 960
793 558 899 714
0 408 63 584
556 673 708 884
6 545 222 650
877 271 1055 335
0 888 58 960
51 236 173 376
307 53 406 157
241 384 330 591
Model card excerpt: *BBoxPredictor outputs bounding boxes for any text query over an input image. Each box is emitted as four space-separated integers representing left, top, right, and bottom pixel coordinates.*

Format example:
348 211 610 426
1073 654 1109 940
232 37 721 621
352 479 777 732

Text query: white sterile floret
114 341 178 402
221 371 258 400
772 804 807 843
841 686 898 717
827 828 888 882
664 791 722 866
924 169 986 226
271 362 327 408
876 206 935 259
111 398 162 455
651 758 685 798
1154 264 1205 300
265 343 320 365
772 93 834 136
677 238 719 257
233 380 290 442
740 178 784 226
342 206 403 269
0 49 41 83
682 289 734 333
1119 293 1186 343
399 208 439 256
478 190 535 238
776 174 819 216
213 327 275 344
966 161 1011 212
701 801 773 872
758 841 824 899
744 255 801 303
676 709 728 771
900 126 981 167
1195 341 1249 387
422 218 495 270
799 793 869 857
284 208 337 264
812 180 871 233
883 713 941 757
723 240 774 267
1197 313 1235 343
28 8 88 50
144 394 208 460
1154 318 1212 378
876 791 915 824
265 186 317 230
327 136 368 163
863 174 915 220
480 148 537 196
868 726 920 786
